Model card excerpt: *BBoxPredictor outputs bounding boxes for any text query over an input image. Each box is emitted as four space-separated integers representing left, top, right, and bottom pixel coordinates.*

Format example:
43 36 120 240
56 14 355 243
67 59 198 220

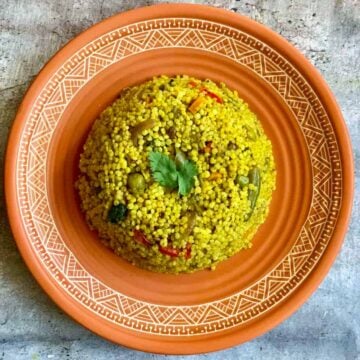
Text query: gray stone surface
0 0 359 359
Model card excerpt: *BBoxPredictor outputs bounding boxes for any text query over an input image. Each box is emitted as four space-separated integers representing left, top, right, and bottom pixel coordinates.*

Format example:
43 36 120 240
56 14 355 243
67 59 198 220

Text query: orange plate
4 4 354 354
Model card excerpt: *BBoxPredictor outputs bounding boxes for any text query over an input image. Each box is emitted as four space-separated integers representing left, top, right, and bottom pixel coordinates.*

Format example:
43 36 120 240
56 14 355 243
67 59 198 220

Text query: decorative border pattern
17 19 342 335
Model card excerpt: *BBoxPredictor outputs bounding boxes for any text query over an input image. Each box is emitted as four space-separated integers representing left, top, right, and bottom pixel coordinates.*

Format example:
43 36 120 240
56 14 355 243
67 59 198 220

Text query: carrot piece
208 171 222 181
199 141 212 154
188 97 205 114
204 141 212 153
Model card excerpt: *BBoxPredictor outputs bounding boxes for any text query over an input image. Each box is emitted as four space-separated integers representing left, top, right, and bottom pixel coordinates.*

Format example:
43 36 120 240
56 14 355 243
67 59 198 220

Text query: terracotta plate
5 4 354 354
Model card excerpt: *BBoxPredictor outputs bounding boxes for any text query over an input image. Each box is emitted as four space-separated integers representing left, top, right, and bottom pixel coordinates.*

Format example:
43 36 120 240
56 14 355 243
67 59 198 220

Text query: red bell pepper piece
159 245 180 257
133 229 152 247
200 87 223 104
185 243 192 259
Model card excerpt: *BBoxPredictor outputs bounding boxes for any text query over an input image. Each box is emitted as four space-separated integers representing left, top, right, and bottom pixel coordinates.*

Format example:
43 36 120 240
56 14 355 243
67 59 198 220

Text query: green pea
127 173 146 195
244 125 258 140
236 175 249 189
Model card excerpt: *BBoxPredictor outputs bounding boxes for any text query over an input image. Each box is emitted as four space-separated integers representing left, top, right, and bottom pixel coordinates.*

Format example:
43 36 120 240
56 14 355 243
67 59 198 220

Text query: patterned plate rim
5 4 354 354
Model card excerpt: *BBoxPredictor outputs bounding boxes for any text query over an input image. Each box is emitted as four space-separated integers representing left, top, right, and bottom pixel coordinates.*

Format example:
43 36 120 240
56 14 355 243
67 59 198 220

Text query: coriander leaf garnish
177 160 198 196
148 151 198 196
149 151 178 189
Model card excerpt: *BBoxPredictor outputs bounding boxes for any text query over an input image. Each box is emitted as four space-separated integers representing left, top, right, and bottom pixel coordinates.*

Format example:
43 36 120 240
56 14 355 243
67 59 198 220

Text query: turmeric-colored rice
76 75 276 273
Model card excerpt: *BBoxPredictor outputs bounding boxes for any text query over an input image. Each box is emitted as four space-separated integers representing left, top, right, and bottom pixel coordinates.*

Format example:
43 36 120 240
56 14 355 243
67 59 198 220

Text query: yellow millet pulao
76 75 276 273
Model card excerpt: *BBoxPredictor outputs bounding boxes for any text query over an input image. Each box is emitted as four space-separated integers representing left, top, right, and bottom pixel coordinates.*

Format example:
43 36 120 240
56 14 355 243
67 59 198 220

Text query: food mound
76 75 276 273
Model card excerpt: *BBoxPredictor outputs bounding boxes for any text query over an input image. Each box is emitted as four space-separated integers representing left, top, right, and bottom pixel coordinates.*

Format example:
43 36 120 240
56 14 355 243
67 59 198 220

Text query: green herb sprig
149 151 198 196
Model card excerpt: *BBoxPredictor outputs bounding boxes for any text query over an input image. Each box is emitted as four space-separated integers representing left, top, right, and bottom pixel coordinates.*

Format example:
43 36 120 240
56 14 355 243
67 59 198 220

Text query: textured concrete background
0 0 359 359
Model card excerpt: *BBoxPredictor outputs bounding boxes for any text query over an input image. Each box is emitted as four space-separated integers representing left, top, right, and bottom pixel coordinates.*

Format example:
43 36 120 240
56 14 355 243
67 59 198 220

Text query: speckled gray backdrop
0 1 359 359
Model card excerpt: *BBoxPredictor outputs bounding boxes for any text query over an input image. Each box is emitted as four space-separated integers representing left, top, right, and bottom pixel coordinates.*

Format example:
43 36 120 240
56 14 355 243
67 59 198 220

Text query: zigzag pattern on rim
17 18 342 335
